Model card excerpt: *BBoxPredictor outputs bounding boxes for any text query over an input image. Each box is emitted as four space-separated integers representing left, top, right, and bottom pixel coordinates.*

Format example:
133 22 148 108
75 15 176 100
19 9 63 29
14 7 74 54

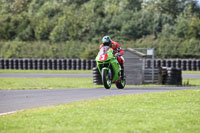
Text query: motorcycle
95 46 126 89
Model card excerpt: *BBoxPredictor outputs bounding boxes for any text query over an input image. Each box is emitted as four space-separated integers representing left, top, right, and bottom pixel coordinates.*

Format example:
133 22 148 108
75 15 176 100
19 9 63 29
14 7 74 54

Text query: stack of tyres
159 67 167 84
168 68 182 85
160 67 182 85
93 67 102 85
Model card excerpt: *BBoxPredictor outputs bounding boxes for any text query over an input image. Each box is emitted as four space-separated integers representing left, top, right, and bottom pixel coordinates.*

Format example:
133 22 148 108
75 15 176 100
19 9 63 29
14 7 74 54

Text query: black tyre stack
93 67 102 85
159 67 182 85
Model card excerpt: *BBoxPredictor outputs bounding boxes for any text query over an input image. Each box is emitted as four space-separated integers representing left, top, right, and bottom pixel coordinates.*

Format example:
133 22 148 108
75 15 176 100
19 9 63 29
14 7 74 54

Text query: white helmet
102 36 112 46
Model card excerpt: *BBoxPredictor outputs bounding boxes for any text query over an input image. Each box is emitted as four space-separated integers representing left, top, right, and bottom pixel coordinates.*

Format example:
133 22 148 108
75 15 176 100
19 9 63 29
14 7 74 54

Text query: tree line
0 0 200 59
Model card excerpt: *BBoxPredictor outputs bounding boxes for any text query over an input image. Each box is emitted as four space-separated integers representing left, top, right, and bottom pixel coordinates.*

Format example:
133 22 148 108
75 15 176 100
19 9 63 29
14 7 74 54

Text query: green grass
0 89 199 133
182 71 200 74
0 78 199 90
0 77 103 90
0 69 92 73
183 79 200 86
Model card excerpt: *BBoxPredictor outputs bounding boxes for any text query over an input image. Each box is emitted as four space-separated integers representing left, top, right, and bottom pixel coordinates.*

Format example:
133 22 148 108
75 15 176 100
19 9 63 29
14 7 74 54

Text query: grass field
0 89 199 133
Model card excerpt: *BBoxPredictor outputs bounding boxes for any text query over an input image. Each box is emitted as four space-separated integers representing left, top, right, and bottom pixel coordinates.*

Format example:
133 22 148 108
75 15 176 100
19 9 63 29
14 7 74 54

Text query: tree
50 7 83 42
142 0 200 19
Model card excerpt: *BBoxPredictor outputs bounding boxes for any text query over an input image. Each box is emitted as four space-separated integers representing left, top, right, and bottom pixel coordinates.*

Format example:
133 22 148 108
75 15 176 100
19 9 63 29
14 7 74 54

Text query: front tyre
116 78 126 89
102 69 112 89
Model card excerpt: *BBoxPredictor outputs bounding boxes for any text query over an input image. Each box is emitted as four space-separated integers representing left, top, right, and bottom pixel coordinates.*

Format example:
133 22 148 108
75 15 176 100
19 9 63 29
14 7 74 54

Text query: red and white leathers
99 41 125 66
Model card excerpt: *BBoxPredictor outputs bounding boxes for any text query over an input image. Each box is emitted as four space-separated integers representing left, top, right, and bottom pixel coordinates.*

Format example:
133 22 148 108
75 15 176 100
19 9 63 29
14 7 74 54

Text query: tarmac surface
0 73 92 78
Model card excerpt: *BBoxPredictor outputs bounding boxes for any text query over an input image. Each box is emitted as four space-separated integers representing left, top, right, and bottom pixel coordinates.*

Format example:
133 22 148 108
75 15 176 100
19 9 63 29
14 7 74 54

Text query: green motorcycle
95 46 126 89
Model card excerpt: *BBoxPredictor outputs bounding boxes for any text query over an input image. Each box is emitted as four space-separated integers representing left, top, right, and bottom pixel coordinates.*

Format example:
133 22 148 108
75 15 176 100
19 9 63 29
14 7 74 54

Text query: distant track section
0 73 92 78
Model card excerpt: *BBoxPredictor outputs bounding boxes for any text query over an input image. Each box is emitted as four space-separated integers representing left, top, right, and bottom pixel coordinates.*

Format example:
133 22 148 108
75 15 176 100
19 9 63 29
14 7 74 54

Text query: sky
198 0 200 5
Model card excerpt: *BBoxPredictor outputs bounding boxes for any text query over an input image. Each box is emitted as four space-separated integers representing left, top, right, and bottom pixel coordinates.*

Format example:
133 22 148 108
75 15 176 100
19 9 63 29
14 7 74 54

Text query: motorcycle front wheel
102 69 112 89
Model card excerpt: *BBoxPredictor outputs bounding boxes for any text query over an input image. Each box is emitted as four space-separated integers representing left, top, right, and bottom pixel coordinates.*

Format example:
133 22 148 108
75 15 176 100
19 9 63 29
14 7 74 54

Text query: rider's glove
114 53 121 57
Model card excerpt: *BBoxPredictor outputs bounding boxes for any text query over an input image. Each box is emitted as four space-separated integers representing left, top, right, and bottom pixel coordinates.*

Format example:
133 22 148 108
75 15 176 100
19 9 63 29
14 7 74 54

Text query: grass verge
0 89 200 133
0 78 199 90
182 71 200 74
0 77 102 90
0 69 92 73
182 79 200 86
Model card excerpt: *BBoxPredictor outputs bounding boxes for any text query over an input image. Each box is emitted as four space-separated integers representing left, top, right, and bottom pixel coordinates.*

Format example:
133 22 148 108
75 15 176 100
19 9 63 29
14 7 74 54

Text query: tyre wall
0 58 199 71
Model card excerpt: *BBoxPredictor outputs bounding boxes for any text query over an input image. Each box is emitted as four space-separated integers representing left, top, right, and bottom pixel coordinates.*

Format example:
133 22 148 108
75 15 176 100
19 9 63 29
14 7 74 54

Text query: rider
100 35 125 78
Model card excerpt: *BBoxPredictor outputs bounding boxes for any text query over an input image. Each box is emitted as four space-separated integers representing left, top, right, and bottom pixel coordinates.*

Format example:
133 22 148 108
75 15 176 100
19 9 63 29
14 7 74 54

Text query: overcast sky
198 0 200 5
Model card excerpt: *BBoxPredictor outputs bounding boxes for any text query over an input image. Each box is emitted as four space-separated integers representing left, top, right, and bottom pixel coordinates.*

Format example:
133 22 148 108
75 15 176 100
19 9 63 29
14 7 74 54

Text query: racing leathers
99 41 125 67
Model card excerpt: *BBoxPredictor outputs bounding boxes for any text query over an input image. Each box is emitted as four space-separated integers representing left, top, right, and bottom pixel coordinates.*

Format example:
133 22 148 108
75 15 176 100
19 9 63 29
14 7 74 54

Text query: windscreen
98 46 111 55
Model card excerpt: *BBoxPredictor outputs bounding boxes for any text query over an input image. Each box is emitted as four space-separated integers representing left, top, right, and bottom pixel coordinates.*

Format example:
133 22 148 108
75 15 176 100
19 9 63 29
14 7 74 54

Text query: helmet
102 36 112 46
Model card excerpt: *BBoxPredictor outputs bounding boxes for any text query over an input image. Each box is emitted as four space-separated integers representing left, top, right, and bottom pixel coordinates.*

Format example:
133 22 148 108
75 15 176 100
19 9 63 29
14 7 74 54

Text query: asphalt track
0 73 199 79
0 73 93 78
0 87 200 115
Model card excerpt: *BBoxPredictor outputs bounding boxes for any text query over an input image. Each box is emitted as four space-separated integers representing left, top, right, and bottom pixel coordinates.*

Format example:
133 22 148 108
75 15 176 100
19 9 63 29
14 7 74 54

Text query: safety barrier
146 59 200 71
93 67 102 85
0 59 96 70
158 67 182 85
0 58 199 71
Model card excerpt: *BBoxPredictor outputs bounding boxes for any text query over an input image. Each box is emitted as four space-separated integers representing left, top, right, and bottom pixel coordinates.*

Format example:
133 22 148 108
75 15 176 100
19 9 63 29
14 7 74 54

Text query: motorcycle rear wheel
116 79 126 89
102 69 112 89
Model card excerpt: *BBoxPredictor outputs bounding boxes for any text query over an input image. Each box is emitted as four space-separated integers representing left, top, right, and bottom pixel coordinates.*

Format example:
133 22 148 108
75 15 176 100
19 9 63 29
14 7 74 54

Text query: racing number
101 55 105 60
99 54 107 61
